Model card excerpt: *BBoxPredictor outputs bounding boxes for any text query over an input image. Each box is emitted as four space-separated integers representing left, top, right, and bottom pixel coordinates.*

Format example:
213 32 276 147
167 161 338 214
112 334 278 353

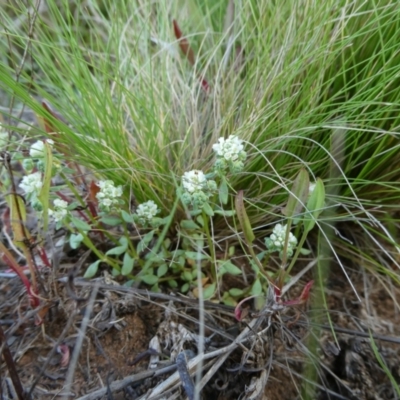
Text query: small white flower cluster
265 223 298 259
29 139 54 158
19 171 43 195
22 139 56 172
49 198 69 223
20 138 55 176
212 135 247 173
18 171 44 211
182 170 207 193
96 180 123 212
135 200 160 226
181 170 217 208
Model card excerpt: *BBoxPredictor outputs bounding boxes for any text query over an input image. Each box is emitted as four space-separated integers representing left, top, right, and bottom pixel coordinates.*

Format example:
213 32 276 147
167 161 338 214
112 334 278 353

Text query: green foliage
1 0 400 394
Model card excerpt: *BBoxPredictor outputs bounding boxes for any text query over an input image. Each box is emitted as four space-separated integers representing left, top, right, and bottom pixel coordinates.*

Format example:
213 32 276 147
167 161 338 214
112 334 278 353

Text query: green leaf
214 210 236 217
84 260 101 278
120 236 129 246
70 216 92 232
190 209 202 217
158 216 170 225
70 233 84 249
185 251 210 260
180 220 200 230
202 202 214 216
141 274 159 285
157 264 168 277
121 252 134 275
67 201 80 211
219 178 229 205
222 296 236 307
106 237 129 255
203 282 216 300
181 283 190 293
220 261 242 275
299 247 312 255
229 288 245 297
250 260 260 273
168 279 178 288
150 283 160 292
37 141 53 232
256 251 267 261
181 270 193 281
235 191 255 244
137 230 155 253
177 255 185 266
196 215 204 226
282 168 309 218
304 178 325 233
251 278 262 296
121 210 134 223
100 215 122 226
145 251 163 263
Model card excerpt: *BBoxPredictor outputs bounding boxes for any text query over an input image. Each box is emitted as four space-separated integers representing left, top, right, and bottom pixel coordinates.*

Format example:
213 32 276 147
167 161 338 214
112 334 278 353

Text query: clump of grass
1 0 400 397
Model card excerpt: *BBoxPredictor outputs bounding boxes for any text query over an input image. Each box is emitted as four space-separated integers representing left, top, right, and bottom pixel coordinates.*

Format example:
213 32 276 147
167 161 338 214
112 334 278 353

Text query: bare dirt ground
1 255 399 399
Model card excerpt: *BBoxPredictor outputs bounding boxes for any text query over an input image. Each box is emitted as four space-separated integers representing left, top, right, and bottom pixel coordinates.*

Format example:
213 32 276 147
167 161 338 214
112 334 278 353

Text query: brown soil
1 258 399 400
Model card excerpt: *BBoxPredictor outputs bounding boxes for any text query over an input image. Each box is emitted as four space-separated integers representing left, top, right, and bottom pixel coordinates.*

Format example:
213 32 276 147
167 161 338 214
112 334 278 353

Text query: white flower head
265 223 297 259
29 139 54 158
19 172 43 194
137 200 159 220
96 180 123 210
54 198 68 209
212 135 245 162
182 170 207 194
49 198 69 222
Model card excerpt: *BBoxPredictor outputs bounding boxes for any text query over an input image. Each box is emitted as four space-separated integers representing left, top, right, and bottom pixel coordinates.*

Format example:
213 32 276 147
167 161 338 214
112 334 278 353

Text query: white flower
182 170 207 194
270 224 297 248
136 200 159 221
19 172 43 194
54 198 68 209
212 135 245 162
29 139 54 158
101 198 113 208
96 180 123 210
97 180 123 197
49 198 69 222
265 223 297 259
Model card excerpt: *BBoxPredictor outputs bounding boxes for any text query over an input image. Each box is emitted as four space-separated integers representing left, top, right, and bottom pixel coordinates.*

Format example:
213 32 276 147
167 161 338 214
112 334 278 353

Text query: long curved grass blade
235 190 255 244
282 168 309 219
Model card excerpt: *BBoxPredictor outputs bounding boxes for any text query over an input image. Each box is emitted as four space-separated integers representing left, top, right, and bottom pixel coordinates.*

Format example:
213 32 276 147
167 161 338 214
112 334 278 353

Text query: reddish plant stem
0 324 29 400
